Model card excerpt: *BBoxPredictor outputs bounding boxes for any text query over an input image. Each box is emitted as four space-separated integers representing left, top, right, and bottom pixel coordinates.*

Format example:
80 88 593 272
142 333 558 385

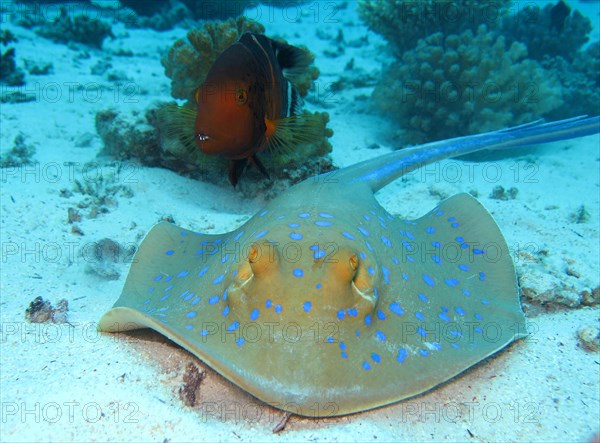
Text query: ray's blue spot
420 349 430 357
432 255 441 264
402 272 409 281
315 221 332 227
186 311 197 319
177 271 189 278
455 236 464 242
418 293 428 303
236 337 245 346
234 231 244 241
166 250 174 256
303 301 312 313
451 222 459 228
368 266 375 275
154 275 162 282
392 257 399 265
250 309 260 321
405 231 415 240
298 212 310 218
473 248 484 255
445 278 460 287
371 353 381 363
363 214 371 221
197 266 209 278
165 276 173 283
342 231 355 240
313 249 326 260
382 266 390 284
327 336 334 343
160 294 170 301
185 324 193 330
347 308 358 317
417 327 427 337
376 330 386 342
200 329 209 336
376 309 386 321
275 304 283 314
365 241 373 251
358 226 370 237
293 268 304 278
316 283 322 289
362 361 371 371
337 310 345 320
426 227 435 234
463 289 471 296
359 252 366 260
389 301 404 316
265 299 273 309
222 306 230 317
432 241 441 248
423 274 435 287
164 284 173 291
455 306 466 316
213 274 225 285
319 212 333 218
191 297 201 305
474 313 483 320
288 223 300 228
339 342 346 351
451 343 460 349
364 313 372 326
479 272 486 281
208 295 219 305
255 230 268 239
147 288 154 293
397 348 408 363
459 264 469 271
438 312 450 322
415 311 425 321
341 352 348 359
381 236 392 247
227 321 240 332
481 299 490 305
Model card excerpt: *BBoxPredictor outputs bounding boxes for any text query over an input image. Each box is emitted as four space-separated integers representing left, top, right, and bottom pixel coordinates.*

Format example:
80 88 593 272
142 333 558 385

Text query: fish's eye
197 133 210 141
235 88 248 105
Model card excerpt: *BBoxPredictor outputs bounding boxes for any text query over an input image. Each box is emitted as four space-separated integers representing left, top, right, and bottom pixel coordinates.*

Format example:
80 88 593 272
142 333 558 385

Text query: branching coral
373 26 563 144
161 16 265 101
358 0 511 56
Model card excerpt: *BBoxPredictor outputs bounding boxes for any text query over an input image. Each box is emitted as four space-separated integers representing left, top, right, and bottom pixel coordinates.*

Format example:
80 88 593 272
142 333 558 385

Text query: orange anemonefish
161 32 325 187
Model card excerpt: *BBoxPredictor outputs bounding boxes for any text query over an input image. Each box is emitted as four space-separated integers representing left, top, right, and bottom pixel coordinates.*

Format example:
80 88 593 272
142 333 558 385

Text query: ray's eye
235 88 248 105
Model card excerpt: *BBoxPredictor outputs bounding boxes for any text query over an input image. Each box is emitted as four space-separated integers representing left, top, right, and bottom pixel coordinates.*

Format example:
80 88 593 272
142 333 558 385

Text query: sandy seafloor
1 1 599 441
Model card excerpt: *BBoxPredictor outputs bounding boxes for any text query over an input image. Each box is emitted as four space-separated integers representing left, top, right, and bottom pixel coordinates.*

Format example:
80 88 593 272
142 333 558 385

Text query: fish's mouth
197 132 210 142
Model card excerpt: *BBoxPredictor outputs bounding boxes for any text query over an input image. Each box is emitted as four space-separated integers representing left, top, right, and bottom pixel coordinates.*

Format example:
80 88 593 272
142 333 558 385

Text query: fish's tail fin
339 116 600 193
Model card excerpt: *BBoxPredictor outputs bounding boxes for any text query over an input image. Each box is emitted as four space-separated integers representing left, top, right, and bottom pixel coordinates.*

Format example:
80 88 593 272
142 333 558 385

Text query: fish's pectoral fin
266 112 331 158
156 103 197 153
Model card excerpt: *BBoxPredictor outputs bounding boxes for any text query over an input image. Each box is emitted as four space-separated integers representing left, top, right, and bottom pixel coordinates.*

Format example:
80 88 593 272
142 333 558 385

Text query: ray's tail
336 116 600 192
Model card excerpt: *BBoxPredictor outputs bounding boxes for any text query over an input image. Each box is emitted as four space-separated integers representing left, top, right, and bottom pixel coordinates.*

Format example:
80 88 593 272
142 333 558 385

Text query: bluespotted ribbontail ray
99 116 600 417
